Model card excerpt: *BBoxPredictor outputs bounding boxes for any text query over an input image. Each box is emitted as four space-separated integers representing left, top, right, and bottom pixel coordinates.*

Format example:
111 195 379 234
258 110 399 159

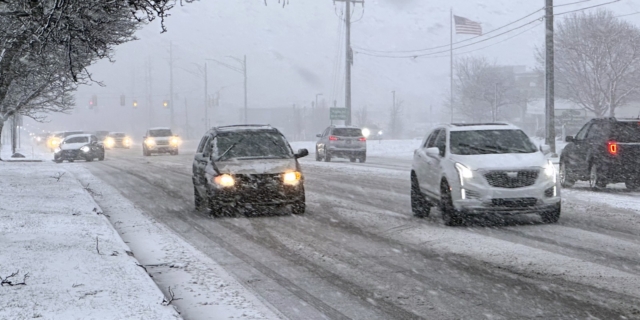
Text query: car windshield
216 131 292 160
612 122 640 143
63 131 83 137
332 128 362 137
149 129 172 137
63 136 88 144
450 130 538 155
113 133 126 137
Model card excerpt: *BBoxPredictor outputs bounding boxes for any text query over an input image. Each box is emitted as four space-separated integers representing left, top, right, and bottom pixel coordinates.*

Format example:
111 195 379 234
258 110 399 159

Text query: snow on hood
60 143 88 150
451 152 547 171
216 158 297 175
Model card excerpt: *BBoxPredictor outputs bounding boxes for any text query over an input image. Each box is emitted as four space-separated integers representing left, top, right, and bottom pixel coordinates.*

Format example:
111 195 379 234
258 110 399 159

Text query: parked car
410 123 561 226
54 134 105 163
560 118 640 190
192 125 309 216
142 127 180 156
315 125 366 163
104 132 132 149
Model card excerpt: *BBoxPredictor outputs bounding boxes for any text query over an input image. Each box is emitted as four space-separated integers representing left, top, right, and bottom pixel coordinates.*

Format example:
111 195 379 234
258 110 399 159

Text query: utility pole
545 0 556 154
493 83 498 122
184 97 189 138
243 55 248 124
204 62 208 130
169 41 175 129
335 0 364 126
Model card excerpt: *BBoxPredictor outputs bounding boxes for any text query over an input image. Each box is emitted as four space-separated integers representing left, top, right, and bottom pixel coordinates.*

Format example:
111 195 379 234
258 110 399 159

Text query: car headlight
455 163 473 186
283 171 302 186
544 160 556 183
124 138 131 145
104 138 115 147
213 174 235 187
80 146 90 153
145 138 156 146
170 137 181 146
362 128 371 138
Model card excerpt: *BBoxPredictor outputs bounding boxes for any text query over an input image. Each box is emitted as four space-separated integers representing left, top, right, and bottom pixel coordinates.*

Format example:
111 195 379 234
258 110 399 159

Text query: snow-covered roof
448 123 521 132
331 125 361 129
149 127 171 131
215 125 274 132
64 134 92 140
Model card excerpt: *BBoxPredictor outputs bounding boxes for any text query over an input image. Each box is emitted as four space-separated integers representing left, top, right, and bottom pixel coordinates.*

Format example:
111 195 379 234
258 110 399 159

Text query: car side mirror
565 136 574 143
425 147 440 158
540 145 551 155
295 148 309 159
316 134 322 138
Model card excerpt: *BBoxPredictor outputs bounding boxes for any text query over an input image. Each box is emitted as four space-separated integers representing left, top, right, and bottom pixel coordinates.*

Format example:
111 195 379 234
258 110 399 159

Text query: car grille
60 150 79 158
484 170 539 188
491 198 538 208
156 140 169 146
235 174 287 200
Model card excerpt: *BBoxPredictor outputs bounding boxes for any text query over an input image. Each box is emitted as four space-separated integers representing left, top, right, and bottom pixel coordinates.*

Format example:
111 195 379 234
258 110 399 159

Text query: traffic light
89 95 97 109
120 95 125 106
132 100 138 108
163 100 169 108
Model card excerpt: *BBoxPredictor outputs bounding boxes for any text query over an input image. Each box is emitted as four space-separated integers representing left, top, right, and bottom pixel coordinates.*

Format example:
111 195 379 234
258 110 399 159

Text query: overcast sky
40 0 640 134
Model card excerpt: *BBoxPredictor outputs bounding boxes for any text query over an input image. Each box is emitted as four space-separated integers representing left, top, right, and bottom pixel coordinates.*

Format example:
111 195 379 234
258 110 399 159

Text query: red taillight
608 141 618 155
359 137 366 142
329 136 338 141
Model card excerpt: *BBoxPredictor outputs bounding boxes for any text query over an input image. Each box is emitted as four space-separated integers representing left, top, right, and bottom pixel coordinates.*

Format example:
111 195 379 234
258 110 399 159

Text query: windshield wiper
458 143 494 154
217 137 245 161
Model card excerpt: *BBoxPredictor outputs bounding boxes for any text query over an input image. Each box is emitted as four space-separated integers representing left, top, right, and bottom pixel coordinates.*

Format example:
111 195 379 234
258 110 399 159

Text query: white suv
410 123 561 226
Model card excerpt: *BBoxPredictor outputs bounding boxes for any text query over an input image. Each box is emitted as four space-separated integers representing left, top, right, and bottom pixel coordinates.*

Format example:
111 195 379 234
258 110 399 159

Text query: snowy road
74 146 640 319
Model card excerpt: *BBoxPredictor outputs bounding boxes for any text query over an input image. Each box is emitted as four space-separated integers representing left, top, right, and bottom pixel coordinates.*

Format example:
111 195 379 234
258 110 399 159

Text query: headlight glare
145 138 156 146
283 171 302 185
544 160 556 182
455 163 473 186
170 137 181 146
54 147 61 154
80 146 90 153
214 174 235 187
104 137 115 147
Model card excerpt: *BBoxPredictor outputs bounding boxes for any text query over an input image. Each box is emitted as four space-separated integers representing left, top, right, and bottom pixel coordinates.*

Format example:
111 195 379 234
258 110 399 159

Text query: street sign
330 108 347 120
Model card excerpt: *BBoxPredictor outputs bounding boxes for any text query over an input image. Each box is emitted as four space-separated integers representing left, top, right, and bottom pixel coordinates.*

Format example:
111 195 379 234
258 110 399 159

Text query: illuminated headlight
145 138 156 146
362 128 371 138
54 147 61 154
455 163 473 186
544 160 556 183
170 137 181 146
104 137 115 148
80 146 90 153
282 171 302 186
213 174 235 187
123 138 131 146
36 137 41 142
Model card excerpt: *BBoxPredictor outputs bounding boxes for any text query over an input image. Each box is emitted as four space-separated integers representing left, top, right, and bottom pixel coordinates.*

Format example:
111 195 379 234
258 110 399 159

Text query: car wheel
85 156 93 162
98 152 105 161
411 172 430 218
68 159 74 163
440 180 463 226
625 179 640 190
324 150 331 162
173 149 179 156
540 203 561 224
559 161 575 188
350 157 356 163
359 154 366 163
194 186 205 211
589 163 606 189
315 148 321 161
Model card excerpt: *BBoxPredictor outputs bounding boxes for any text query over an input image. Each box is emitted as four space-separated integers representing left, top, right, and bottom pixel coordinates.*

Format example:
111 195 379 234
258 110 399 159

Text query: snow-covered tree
550 10 640 117
0 0 196 158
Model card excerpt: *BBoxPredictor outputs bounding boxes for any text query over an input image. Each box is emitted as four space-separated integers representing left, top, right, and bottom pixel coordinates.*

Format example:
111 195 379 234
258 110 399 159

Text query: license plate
346 140 352 145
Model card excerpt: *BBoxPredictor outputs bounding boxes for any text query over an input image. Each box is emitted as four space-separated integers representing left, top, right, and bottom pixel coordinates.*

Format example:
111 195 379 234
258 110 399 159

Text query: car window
323 127 331 137
426 129 441 148
332 128 362 137
197 135 209 153
612 122 640 143
450 130 538 155
434 130 447 155
64 136 88 144
149 129 172 137
586 123 604 139
574 123 591 140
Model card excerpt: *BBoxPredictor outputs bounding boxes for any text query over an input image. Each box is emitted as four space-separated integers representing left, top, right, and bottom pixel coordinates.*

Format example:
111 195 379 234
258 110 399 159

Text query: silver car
315 126 367 163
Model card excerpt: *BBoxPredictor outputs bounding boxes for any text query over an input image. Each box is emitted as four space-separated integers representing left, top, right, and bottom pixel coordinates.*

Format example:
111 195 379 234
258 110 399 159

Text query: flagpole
450 8 454 123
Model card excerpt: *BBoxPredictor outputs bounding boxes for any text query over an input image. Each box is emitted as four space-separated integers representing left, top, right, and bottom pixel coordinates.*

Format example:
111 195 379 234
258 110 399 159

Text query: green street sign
330 108 347 120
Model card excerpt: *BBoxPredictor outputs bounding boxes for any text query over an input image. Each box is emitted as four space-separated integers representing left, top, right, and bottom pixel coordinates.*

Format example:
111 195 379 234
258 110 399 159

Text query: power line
616 11 640 18
554 0 621 16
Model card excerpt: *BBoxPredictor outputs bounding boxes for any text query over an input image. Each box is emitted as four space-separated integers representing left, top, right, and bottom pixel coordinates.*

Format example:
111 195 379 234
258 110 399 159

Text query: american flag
454 15 483 36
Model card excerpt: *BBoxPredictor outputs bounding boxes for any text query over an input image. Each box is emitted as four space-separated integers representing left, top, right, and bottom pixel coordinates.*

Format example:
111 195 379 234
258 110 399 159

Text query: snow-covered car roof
331 125 362 129
63 134 93 140
108 132 126 135
448 123 521 132
148 127 171 131
215 125 275 133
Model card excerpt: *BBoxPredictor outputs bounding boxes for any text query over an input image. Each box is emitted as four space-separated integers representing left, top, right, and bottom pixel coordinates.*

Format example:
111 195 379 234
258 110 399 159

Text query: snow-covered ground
0 161 180 319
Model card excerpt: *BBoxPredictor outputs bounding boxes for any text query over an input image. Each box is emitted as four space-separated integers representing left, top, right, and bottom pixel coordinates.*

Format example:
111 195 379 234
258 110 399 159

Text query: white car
410 123 561 226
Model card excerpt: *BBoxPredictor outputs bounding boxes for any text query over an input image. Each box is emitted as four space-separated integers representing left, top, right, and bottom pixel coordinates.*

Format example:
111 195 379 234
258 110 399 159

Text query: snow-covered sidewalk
0 161 180 319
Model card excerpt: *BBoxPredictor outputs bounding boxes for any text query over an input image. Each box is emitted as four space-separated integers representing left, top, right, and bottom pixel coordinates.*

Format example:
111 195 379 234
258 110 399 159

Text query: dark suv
560 118 640 189
192 125 309 216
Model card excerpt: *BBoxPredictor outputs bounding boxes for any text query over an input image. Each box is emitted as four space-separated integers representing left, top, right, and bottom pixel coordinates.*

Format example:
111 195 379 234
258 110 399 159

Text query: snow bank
0 162 180 319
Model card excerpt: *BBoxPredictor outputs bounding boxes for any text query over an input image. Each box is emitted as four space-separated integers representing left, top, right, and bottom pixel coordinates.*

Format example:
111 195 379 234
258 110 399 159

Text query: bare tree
544 10 640 117
355 105 368 127
389 99 404 139
450 56 525 122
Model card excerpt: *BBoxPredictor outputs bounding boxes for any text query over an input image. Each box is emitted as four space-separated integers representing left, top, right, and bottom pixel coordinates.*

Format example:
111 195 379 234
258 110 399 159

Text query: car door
89 135 99 157
565 122 591 177
193 135 211 192
585 122 606 168
415 129 441 197
317 127 330 155
428 129 448 197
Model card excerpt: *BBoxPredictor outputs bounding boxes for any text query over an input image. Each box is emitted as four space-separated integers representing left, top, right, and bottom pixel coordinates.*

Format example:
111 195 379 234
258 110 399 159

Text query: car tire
559 161 575 188
440 180 463 226
98 152 105 161
68 159 74 163
194 186 205 211
54 159 62 164
359 154 366 163
625 179 640 190
411 172 430 218
85 156 93 162
315 148 322 162
589 163 606 189
173 149 179 156
324 151 331 162
540 203 561 224
350 157 356 163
